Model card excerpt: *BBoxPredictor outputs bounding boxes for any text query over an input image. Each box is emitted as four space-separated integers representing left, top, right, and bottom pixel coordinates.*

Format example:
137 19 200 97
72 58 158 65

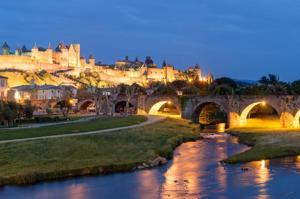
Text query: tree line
0 100 34 127
153 74 300 96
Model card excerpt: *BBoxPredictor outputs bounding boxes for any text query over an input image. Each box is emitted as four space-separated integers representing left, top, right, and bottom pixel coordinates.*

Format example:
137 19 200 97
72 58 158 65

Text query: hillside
0 70 73 87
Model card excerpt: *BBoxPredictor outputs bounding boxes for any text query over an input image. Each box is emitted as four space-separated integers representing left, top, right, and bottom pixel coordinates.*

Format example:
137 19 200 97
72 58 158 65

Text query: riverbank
0 118 200 186
0 115 147 141
224 126 300 163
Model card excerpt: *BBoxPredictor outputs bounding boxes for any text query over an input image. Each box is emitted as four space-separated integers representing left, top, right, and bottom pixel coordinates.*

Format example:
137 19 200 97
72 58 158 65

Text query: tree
171 80 187 91
154 84 177 95
109 86 121 116
57 100 72 118
257 74 288 95
259 74 279 85
291 80 300 94
23 100 35 119
124 84 140 115
57 87 74 118
209 77 237 95
182 85 200 95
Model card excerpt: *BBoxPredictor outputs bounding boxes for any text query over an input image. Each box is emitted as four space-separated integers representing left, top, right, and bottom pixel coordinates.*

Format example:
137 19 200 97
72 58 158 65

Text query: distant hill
234 79 257 87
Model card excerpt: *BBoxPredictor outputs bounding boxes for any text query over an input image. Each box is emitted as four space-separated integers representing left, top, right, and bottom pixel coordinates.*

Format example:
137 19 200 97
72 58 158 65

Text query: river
1 136 300 199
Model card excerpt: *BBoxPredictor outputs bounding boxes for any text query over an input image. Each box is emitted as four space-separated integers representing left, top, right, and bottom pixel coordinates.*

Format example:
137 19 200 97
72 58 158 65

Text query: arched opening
79 100 95 113
192 102 227 131
148 101 179 116
294 110 300 128
115 101 134 114
240 101 280 127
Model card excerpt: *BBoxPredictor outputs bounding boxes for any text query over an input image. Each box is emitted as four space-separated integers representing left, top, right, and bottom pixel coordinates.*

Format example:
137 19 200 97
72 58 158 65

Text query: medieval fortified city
2 1 300 199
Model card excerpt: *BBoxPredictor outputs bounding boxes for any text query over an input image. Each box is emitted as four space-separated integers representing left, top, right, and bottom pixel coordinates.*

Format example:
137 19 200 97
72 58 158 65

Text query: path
0 115 166 144
2 115 96 130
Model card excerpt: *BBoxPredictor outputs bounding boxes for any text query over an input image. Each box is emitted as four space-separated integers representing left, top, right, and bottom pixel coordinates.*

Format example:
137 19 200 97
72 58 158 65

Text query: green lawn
0 118 200 185
0 115 147 141
225 127 300 163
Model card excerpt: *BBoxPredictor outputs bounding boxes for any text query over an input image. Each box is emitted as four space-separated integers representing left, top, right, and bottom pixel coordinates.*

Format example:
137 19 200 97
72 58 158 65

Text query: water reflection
136 170 160 199
2 137 300 199
65 184 89 199
161 142 203 198
247 160 271 199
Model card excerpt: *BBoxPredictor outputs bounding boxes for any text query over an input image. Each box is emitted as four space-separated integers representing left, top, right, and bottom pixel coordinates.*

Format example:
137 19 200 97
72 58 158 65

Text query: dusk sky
1 0 300 81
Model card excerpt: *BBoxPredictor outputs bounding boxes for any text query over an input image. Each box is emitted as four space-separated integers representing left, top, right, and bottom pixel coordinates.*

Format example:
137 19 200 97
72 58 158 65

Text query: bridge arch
139 95 181 115
191 101 228 124
293 110 300 127
239 100 283 127
115 100 135 114
77 99 95 111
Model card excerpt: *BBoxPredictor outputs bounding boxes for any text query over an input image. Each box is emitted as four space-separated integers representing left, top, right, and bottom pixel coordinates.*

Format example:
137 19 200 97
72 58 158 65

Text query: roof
2 42 9 49
21 45 31 53
0 75 8 79
12 85 64 91
38 47 47 52
55 42 66 52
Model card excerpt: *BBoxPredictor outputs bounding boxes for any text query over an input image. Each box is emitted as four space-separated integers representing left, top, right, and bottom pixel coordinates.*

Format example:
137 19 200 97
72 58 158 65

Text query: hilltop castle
0 41 213 86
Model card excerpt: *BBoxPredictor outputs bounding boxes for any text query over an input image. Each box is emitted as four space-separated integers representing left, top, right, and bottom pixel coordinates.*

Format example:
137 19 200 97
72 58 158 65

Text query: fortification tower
89 54 95 67
2 42 10 55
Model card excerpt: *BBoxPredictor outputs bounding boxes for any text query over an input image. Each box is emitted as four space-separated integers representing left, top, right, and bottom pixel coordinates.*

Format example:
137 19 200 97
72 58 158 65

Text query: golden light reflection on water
160 142 203 199
246 160 271 199
296 156 300 169
65 184 88 199
215 141 227 191
136 170 160 199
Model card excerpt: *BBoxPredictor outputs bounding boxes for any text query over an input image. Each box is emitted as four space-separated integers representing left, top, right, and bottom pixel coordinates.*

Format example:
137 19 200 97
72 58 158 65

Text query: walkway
2 115 96 130
0 115 166 144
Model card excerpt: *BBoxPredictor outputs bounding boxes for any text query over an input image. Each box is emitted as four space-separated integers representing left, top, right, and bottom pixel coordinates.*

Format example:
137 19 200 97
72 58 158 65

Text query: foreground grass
225 121 300 163
0 118 200 186
0 115 147 141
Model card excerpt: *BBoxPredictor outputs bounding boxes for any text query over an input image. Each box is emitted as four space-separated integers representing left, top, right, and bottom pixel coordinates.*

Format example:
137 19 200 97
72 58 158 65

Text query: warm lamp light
261 101 266 106
69 99 74 105
14 91 21 101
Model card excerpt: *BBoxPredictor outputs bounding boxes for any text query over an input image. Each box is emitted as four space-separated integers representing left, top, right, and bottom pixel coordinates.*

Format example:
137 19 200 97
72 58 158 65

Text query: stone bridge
77 94 180 115
77 94 300 128
182 95 300 128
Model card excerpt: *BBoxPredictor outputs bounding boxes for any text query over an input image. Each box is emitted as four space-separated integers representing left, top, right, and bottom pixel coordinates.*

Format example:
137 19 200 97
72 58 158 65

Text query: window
0 80 4 87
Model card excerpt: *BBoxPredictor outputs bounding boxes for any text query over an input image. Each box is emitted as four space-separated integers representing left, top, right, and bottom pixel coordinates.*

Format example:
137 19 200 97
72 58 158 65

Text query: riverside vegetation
225 123 300 163
0 118 200 186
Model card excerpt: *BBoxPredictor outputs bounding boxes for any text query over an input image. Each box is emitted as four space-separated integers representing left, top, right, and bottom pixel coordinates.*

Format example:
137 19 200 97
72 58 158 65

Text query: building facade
0 75 8 99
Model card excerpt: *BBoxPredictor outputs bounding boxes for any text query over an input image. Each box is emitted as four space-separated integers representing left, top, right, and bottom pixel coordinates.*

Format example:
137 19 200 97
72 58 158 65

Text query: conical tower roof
2 41 9 49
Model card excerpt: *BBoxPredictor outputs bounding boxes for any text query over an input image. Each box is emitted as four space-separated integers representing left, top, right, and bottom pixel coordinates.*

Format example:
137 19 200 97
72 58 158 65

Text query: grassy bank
0 115 147 141
225 126 300 163
0 118 200 186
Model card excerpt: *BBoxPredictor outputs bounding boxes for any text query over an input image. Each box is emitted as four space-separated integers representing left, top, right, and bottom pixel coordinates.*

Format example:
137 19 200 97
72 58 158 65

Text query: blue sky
1 0 300 81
